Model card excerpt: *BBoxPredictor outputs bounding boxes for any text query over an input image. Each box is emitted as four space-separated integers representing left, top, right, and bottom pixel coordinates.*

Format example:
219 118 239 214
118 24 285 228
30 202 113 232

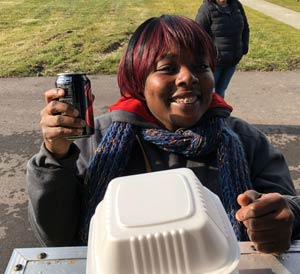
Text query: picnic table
4 241 300 274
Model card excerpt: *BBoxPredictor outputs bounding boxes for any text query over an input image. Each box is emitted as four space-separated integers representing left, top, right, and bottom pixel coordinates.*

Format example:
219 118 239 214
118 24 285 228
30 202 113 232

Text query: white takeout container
86 168 240 274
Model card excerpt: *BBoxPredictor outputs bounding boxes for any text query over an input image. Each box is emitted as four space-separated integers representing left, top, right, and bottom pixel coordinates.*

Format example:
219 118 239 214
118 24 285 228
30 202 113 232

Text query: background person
27 14 299 254
195 0 250 98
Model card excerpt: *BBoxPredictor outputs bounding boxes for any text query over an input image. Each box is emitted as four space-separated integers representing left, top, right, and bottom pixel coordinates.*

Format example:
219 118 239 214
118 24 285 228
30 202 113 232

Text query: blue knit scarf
78 112 253 244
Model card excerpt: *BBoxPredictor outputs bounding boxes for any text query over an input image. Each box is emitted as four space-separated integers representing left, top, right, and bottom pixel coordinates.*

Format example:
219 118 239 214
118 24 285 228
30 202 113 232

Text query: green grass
264 0 300 12
0 0 300 77
239 6 300 71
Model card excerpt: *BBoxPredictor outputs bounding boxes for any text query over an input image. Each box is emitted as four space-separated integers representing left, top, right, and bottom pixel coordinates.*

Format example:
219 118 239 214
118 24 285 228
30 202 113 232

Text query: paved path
240 0 300 29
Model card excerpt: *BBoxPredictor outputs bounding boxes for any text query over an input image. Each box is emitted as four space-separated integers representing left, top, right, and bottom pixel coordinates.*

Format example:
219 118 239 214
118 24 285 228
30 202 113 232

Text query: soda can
55 72 95 139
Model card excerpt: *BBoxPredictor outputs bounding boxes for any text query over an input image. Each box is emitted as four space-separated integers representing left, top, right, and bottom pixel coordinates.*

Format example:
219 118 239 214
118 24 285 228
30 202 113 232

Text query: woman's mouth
172 95 199 104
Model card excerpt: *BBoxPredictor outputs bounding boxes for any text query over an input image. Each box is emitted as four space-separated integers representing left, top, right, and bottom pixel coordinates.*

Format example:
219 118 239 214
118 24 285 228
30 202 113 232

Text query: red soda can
55 72 95 139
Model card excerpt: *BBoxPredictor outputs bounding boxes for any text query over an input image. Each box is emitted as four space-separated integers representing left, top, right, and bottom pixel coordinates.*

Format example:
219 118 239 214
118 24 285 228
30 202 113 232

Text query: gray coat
27 111 300 246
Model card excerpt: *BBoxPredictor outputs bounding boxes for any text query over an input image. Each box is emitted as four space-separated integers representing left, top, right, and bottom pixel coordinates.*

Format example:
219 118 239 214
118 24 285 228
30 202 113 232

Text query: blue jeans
214 65 237 98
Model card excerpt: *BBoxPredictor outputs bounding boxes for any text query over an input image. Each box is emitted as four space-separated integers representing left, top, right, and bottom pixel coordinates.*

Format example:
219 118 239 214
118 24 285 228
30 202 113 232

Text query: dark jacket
27 111 300 246
195 0 250 66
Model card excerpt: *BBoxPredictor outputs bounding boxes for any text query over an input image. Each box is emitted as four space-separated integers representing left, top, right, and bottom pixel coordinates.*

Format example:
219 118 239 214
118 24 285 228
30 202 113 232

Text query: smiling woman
117 16 215 131
26 15 300 255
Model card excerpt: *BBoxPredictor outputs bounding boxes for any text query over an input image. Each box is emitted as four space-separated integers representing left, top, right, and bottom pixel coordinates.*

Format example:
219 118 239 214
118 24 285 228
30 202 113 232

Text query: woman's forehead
158 46 206 60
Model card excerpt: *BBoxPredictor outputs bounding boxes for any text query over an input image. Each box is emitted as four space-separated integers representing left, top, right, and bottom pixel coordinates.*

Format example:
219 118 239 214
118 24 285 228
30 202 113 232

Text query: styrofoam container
86 168 240 274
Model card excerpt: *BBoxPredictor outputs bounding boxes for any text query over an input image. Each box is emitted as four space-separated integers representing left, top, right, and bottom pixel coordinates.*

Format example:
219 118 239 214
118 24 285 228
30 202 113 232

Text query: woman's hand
236 190 294 254
40 88 86 158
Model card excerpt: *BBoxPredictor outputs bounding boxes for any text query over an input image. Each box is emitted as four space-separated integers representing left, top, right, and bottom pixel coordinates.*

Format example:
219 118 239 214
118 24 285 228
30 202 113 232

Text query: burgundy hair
208 0 233 3
118 14 216 100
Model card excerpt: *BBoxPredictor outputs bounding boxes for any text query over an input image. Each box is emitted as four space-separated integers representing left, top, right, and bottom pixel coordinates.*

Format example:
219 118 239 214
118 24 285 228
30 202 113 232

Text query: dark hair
209 0 233 3
118 14 216 99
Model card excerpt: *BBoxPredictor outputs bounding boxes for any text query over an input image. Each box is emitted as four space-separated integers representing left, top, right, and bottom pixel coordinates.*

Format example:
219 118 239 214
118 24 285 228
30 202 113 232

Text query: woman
27 15 299 254
195 0 250 98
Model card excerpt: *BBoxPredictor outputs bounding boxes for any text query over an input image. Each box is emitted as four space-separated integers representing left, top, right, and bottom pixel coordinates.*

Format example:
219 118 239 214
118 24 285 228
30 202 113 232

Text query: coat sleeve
236 120 300 239
237 1 250 55
26 133 99 246
195 3 212 36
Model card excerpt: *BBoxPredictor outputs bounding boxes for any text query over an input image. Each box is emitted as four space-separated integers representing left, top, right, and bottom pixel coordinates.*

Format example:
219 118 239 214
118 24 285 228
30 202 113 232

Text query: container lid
86 168 240 274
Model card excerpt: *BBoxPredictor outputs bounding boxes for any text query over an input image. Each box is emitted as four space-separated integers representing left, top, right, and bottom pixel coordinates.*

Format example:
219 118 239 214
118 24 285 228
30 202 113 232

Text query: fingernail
56 88 63 94
236 212 242 221
73 109 79 116
80 120 86 126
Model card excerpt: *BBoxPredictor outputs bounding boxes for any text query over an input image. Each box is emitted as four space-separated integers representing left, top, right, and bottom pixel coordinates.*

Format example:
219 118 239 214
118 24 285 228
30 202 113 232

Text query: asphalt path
0 71 300 272
240 0 300 29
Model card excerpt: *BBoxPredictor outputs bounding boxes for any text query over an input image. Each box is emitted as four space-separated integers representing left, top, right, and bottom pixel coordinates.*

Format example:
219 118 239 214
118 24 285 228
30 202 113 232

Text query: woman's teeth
175 96 197 104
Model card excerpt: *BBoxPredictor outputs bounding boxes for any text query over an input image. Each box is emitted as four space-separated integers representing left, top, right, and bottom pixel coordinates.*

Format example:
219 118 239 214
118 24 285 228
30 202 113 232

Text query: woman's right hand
40 88 86 159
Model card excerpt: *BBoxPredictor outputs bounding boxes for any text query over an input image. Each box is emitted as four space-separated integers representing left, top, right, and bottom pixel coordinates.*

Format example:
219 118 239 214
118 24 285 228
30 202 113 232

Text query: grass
264 0 300 12
0 0 300 77
239 6 300 71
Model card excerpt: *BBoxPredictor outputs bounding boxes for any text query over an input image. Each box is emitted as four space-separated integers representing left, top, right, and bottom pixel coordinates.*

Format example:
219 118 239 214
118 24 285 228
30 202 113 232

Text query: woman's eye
194 63 209 72
156 64 178 73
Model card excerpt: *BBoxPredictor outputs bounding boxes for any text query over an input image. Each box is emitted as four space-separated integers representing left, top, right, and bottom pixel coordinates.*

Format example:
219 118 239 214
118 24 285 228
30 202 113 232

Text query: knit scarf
79 93 252 244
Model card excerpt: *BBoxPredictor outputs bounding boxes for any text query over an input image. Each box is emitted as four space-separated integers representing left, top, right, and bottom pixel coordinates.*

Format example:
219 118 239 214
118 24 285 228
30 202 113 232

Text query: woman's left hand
235 190 294 254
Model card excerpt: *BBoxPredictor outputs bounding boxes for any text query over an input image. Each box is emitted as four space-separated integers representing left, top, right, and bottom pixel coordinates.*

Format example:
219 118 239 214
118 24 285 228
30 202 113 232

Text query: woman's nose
175 66 199 86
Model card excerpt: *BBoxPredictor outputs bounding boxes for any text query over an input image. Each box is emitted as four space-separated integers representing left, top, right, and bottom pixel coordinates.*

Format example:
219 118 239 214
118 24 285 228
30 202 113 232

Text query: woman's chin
169 114 203 130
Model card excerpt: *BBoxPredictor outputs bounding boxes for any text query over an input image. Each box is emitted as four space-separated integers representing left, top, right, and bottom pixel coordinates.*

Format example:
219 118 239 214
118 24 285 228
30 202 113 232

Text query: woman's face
216 0 228 7
144 48 214 131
